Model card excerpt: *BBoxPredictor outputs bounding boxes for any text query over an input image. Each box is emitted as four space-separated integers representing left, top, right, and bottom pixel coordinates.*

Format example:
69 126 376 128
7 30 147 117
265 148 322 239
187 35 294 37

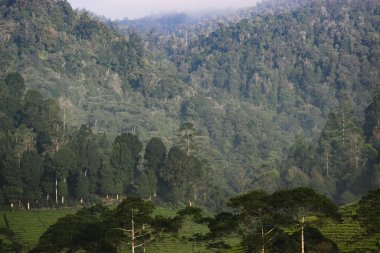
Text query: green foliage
1 209 78 249
0 151 22 204
4 72 25 98
2 193 380 252
227 190 269 217
110 133 143 192
268 187 340 221
202 187 340 251
136 169 157 198
242 227 337 253
144 137 166 172
32 204 115 253
32 197 184 252
357 189 380 235
0 227 22 253
0 0 379 212
364 88 380 140
290 227 339 253
159 146 204 203
0 0 379 203
20 150 42 203
99 158 117 196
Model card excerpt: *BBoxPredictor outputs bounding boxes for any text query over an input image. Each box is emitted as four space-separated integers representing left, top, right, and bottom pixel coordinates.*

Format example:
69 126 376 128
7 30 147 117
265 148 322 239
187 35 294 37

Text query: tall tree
4 72 25 98
111 133 143 192
21 90 50 152
144 137 166 173
20 150 43 207
364 88 380 141
267 188 339 253
51 147 78 203
70 125 102 194
0 151 22 205
136 170 157 199
159 146 203 203
99 158 118 198
177 122 198 156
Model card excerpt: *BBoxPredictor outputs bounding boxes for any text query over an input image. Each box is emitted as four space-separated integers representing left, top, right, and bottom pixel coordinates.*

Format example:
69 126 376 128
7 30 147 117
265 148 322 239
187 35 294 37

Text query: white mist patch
68 0 262 20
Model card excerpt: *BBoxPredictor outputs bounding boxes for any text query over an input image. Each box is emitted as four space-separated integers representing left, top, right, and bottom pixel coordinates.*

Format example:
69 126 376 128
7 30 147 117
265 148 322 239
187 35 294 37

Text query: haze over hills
0 0 379 208
68 0 262 20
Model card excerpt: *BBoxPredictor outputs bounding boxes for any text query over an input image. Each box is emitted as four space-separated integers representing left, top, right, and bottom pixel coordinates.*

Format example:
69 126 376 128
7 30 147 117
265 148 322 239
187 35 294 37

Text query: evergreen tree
71 174 90 202
159 146 204 203
4 72 25 98
70 125 102 194
52 147 78 202
177 122 198 156
99 158 117 198
0 151 22 205
364 88 380 140
144 137 166 173
20 150 43 206
136 169 157 199
111 133 143 192
21 90 51 152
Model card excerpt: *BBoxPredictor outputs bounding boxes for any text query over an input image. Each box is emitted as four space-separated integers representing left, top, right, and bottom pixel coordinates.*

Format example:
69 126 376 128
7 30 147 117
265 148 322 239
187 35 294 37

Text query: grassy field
0 206 219 253
319 204 380 253
1 208 78 252
1 204 379 253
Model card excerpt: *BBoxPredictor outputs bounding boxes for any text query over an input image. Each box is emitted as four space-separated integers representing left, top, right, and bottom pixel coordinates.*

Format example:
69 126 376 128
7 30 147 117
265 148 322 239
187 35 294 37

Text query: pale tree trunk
342 111 346 145
55 175 58 204
131 215 135 253
63 103 66 135
186 131 190 156
301 215 305 253
326 152 329 176
261 225 265 253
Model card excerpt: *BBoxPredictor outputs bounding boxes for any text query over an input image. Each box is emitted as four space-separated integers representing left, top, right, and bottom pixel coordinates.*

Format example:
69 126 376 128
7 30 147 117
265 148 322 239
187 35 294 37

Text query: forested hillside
0 0 379 208
0 73 223 211
134 0 380 201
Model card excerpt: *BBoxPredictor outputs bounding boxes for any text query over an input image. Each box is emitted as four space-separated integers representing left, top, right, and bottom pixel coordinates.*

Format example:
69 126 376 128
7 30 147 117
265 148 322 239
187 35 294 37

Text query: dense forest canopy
0 0 379 209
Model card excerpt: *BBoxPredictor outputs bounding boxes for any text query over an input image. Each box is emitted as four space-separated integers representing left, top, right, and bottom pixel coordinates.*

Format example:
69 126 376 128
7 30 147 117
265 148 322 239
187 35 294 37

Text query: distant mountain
113 0 327 36
117 12 199 34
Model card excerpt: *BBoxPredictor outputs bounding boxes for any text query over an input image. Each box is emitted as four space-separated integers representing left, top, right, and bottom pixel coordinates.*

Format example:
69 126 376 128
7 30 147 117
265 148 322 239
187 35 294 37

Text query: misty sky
68 0 262 20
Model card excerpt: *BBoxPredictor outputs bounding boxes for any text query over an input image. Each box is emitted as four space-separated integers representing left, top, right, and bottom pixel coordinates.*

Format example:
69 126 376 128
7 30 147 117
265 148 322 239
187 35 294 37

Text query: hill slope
0 0 379 199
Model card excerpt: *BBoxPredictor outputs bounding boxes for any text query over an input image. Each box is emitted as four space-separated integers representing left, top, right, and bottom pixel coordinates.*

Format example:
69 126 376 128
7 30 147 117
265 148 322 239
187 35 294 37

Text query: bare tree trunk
186 131 190 156
63 104 66 136
131 214 135 253
55 175 58 204
261 225 265 253
301 216 305 253
342 111 346 145
326 152 329 176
